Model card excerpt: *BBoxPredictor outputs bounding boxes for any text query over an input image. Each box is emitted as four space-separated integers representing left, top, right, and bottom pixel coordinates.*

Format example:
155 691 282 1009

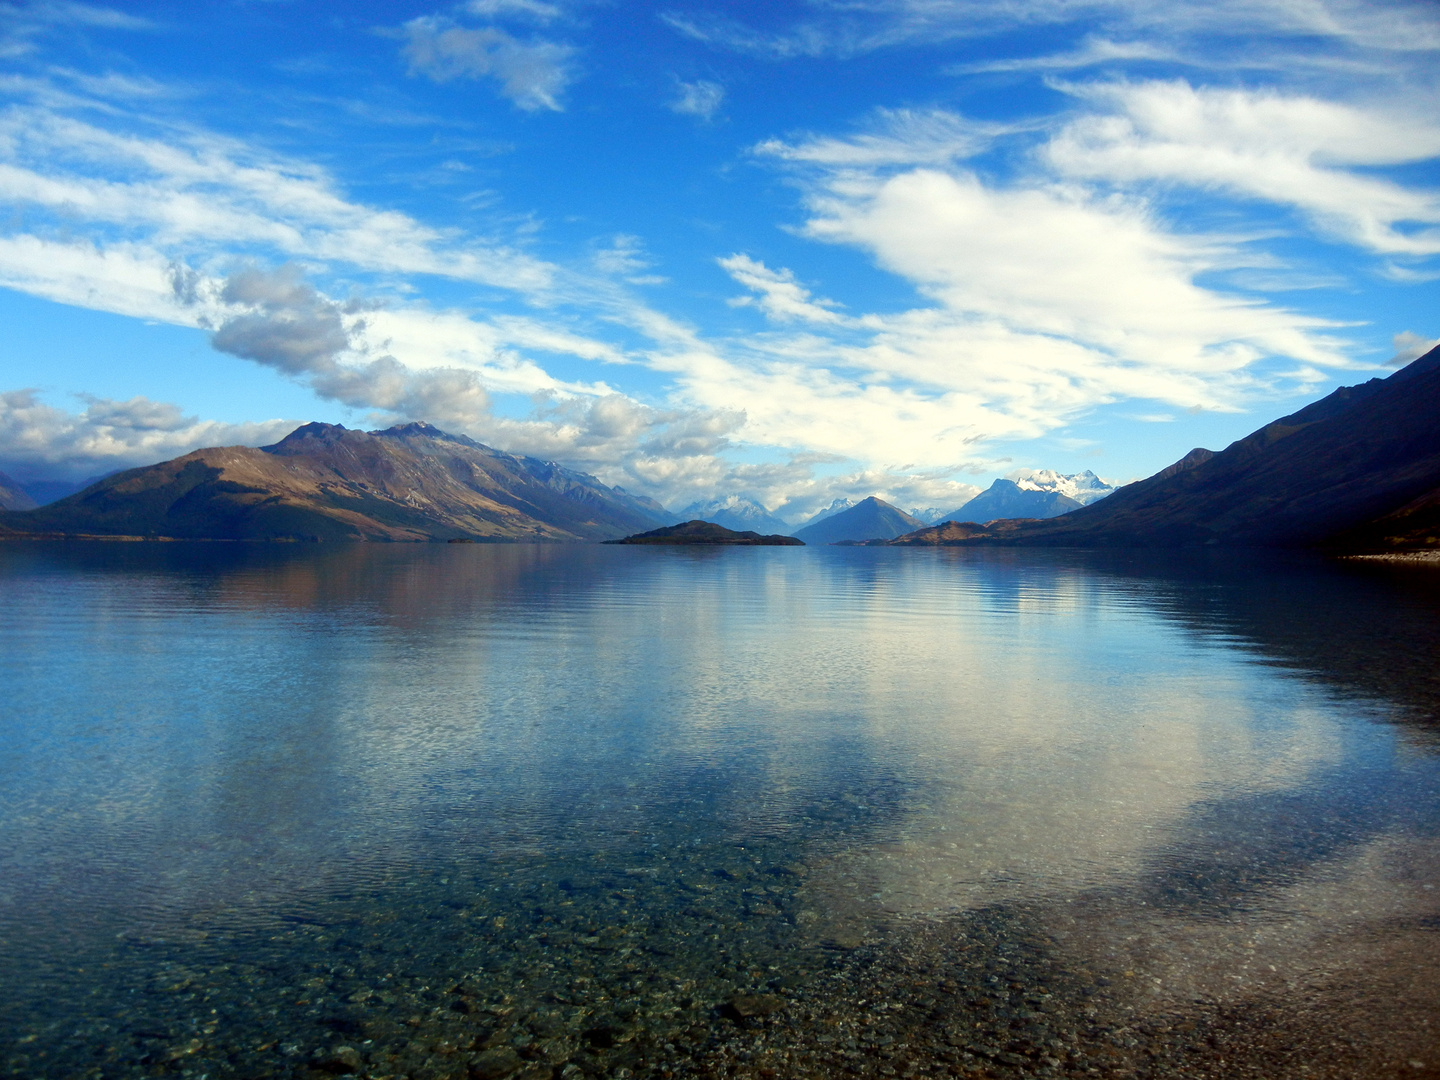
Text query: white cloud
0 235 200 322
0 388 295 479
662 0 1440 58
0 105 554 290
464 0 562 21
27 2 153 30
1390 330 1439 365
400 16 575 111
947 36 1174 74
768 154 1347 390
669 79 724 121
590 234 665 283
754 108 1002 168
204 265 628 427
719 254 847 325
1047 80 1440 256
0 57 1421 513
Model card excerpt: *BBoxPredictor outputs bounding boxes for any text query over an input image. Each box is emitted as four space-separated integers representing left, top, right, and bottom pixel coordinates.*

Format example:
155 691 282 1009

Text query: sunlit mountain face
0 0 1435 516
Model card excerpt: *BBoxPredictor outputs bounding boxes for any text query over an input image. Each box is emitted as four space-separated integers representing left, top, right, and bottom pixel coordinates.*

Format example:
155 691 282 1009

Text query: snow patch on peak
908 506 950 524
679 494 791 533
801 497 856 527
1005 469 1115 506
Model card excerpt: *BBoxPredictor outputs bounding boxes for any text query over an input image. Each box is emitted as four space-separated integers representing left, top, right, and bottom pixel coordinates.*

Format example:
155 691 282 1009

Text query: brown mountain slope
0 422 671 542
884 343 1440 551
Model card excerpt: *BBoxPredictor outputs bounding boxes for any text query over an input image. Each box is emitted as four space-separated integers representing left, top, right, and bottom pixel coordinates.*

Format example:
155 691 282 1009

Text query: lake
1 542 1438 1080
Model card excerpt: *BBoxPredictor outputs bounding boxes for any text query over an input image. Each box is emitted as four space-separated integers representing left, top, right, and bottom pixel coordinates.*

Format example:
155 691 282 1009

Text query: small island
603 520 804 545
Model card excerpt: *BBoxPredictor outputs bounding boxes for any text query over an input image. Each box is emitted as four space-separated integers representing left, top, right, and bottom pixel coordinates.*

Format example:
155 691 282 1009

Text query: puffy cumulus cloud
0 103 552 291
400 15 575 111
669 79 724 121
796 167 1345 384
207 265 497 432
1390 331 1439 365
739 118 1348 448
1047 80 1440 258
0 388 295 479
214 266 351 377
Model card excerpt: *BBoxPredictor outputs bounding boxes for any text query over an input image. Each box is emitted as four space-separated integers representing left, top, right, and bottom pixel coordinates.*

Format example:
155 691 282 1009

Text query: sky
0 0 1436 519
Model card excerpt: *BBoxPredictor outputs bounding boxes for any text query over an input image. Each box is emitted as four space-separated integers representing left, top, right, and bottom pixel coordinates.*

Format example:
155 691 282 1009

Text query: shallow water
1 542 1437 1079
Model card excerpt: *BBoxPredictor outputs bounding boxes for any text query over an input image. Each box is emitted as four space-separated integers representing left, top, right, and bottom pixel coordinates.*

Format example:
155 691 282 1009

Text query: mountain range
4 343 1434 550
944 479 1083 522
0 422 671 542
677 494 790 535
874 343 1440 552
792 497 924 545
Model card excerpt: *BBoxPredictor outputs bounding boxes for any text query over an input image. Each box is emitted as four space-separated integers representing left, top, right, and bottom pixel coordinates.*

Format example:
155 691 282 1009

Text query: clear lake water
1 542 1438 1080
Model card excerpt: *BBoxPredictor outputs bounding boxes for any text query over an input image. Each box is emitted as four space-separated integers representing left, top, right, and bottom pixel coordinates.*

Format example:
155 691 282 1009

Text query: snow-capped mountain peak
907 507 950 524
800 497 856 527
678 494 792 534
1005 469 1115 506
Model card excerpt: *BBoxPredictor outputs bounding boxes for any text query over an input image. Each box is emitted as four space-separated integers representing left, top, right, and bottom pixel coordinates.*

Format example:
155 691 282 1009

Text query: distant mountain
799 497 856 528
679 494 791 535
943 479 1084 523
0 471 36 511
794 496 925 545
1008 469 1115 506
908 507 951 524
604 520 804 546
0 421 671 542
879 343 1440 552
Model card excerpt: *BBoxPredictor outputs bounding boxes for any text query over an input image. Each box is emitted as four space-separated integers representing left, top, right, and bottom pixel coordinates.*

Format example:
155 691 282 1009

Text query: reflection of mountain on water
1068 549 1440 729
4 542 1440 1076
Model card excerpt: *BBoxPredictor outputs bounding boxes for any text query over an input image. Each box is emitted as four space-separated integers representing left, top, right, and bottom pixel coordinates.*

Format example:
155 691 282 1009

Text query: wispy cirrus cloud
1046 80 1440 258
753 107 1005 167
0 1 154 61
0 104 555 290
740 110 1351 420
662 0 1440 59
946 35 1174 74
720 255 848 325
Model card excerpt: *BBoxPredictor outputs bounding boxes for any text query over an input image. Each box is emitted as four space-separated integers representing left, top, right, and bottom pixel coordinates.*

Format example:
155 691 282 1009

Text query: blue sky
0 0 1436 518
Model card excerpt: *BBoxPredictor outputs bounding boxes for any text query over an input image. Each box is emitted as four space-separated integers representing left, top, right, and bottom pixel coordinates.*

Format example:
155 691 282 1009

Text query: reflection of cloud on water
794 692 1348 937
3 543 1434 986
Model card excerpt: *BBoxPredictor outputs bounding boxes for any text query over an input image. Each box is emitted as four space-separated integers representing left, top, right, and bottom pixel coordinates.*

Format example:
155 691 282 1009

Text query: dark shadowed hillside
0 422 671 542
604 520 803 545
0 471 36 512
880 344 1440 551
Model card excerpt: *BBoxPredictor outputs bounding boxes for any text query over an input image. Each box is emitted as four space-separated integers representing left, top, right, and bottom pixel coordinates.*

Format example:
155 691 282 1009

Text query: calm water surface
1 543 1438 1080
